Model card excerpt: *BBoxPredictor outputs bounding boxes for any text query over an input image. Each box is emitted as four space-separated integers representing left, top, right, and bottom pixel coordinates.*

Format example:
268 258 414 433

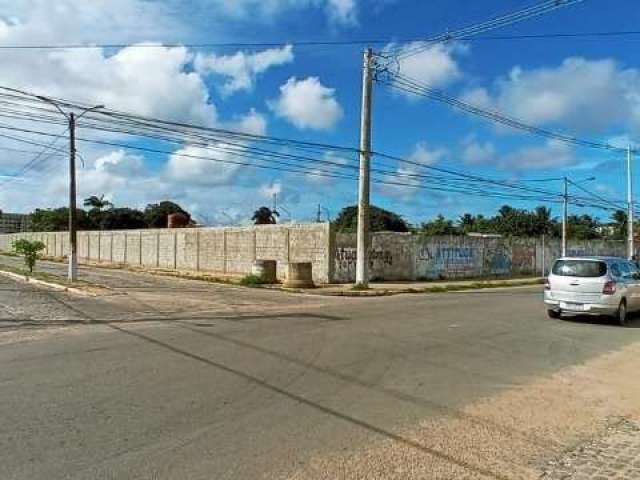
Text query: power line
5 29 640 51
0 87 625 212
386 0 584 59
0 121 621 210
377 71 631 154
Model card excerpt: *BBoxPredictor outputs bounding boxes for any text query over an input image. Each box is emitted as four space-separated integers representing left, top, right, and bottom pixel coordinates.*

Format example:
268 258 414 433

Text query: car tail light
544 278 551 290
603 280 617 295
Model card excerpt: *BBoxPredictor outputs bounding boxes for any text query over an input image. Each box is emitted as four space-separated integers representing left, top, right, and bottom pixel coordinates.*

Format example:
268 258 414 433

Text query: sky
0 0 640 226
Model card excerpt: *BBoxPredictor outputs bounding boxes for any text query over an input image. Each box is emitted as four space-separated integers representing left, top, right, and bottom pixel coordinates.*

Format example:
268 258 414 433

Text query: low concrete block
284 262 314 288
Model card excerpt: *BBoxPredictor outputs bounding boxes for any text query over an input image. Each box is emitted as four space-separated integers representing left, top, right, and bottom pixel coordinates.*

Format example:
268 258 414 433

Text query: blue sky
1 0 640 225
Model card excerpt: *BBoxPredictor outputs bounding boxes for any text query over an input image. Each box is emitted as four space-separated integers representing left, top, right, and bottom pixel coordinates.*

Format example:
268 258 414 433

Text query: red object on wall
167 213 190 228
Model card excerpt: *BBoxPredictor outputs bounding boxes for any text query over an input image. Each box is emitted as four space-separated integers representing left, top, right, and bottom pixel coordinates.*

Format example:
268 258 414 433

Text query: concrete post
173 230 178 270
356 47 374 287
156 231 160 267
196 230 200 272
223 230 228 274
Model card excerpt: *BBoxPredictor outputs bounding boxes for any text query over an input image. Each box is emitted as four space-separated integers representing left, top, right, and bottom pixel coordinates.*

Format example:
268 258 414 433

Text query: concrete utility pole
356 47 374 287
627 145 634 259
35 95 103 281
68 113 78 281
562 176 568 257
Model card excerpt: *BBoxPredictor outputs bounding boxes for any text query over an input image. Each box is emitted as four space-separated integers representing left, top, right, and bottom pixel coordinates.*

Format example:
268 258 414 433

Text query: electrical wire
386 0 584 59
377 71 631 154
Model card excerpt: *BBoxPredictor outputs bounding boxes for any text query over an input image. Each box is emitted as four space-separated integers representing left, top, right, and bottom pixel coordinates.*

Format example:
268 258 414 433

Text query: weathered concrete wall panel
0 223 332 283
333 233 633 283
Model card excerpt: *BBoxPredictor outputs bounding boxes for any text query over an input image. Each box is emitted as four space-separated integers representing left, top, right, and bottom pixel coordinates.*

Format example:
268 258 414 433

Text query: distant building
0 213 31 233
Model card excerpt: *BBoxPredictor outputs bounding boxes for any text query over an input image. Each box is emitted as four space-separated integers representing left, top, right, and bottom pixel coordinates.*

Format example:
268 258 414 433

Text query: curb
0 269 102 297
282 280 544 297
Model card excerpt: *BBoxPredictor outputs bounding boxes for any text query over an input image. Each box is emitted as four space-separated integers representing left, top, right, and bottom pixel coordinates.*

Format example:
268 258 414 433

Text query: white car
544 256 640 326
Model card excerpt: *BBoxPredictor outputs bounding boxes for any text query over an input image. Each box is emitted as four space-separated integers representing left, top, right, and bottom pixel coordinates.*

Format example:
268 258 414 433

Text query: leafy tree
567 214 601 240
144 201 189 228
98 208 146 230
419 215 459 236
252 206 279 225
611 209 627 239
83 194 113 212
332 205 409 233
12 239 45 273
457 213 494 234
29 208 94 232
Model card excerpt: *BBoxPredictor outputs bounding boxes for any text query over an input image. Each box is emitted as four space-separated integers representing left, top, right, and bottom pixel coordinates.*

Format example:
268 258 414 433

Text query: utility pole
34 95 103 282
628 145 634 259
356 47 374 287
68 113 78 281
562 176 568 257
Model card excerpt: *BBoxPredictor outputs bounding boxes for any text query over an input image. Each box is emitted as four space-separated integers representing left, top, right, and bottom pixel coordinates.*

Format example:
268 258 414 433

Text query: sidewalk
0 254 542 297
279 277 544 297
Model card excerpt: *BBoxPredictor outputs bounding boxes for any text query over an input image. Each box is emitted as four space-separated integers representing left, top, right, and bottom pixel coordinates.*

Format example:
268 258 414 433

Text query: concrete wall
333 233 629 282
0 223 333 284
0 225 631 284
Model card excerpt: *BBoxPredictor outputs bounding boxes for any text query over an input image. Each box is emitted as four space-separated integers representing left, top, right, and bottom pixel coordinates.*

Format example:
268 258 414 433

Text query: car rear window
552 260 607 277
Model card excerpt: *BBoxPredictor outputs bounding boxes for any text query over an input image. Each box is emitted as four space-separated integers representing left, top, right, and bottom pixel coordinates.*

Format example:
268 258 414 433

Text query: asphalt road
1 265 639 480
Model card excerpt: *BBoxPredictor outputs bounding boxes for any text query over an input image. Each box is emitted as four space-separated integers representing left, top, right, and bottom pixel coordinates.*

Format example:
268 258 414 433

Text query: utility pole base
68 252 78 282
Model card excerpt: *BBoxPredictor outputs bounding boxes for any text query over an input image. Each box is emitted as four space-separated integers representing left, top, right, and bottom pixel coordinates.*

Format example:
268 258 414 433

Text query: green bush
12 239 46 273
240 274 265 287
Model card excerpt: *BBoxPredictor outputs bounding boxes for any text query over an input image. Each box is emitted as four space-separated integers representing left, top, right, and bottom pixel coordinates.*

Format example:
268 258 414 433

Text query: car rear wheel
547 309 561 319
617 300 627 326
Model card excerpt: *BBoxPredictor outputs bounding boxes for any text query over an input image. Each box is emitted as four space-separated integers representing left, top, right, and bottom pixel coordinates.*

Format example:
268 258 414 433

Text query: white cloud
270 77 343 130
380 142 447 200
227 109 268 136
202 0 358 25
94 150 146 177
194 45 294 96
327 0 357 25
388 42 466 92
461 139 496 165
165 144 243 186
463 57 640 134
501 140 576 170
0 0 183 46
407 142 447 166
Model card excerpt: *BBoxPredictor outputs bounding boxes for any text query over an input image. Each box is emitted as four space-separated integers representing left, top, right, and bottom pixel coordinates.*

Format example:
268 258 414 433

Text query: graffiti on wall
484 243 512 275
416 245 476 275
335 247 394 272
512 244 535 273
369 249 394 266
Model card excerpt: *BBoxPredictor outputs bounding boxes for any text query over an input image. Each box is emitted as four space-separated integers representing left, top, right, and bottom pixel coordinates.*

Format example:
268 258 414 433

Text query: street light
36 95 104 281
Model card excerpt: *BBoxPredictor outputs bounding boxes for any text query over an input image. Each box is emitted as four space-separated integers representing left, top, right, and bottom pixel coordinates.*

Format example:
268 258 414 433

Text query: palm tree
252 206 279 225
83 194 113 212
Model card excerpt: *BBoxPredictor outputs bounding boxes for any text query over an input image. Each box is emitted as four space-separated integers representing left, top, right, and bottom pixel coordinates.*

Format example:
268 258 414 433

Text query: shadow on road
106 322 510 480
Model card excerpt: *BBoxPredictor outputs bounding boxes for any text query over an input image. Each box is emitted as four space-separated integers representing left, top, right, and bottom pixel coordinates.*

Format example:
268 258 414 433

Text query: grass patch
351 283 370 291
239 274 265 287
420 278 542 294
0 262 91 287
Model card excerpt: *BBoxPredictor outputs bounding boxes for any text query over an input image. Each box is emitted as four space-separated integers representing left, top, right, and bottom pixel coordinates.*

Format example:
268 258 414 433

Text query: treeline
333 204 631 240
28 198 191 232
